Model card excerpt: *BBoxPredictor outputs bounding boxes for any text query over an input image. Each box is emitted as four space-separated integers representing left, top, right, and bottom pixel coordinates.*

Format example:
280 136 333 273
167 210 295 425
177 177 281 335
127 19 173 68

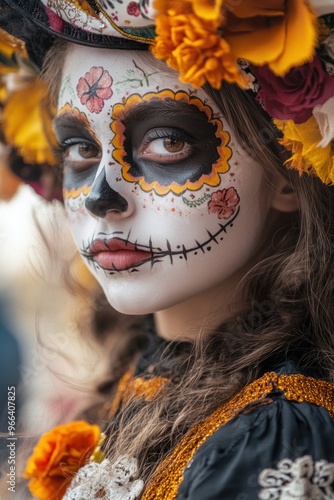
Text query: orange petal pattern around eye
63 184 92 200
110 90 231 196
57 103 96 133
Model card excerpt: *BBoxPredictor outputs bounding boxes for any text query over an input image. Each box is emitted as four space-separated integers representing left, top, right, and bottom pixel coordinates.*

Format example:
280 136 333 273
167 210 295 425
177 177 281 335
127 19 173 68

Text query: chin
103 291 155 315
98 276 186 315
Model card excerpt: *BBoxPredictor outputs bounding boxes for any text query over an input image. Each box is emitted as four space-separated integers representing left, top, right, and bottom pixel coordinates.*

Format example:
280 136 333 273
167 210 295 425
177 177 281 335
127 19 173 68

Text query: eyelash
54 127 195 172
54 138 101 169
138 128 195 163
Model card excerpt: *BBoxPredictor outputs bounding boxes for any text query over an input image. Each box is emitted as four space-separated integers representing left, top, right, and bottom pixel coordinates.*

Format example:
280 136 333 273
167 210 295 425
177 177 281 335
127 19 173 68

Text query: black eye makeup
138 127 195 164
58 138 101 169
111 90 231 196
53 106 102 190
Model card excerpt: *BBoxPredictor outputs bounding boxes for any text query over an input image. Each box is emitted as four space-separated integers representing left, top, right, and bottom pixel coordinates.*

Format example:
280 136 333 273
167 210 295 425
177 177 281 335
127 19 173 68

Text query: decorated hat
1 0 334 186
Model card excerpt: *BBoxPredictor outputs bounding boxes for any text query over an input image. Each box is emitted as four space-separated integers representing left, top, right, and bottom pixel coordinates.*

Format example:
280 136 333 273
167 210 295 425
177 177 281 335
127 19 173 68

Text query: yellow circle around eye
163 137 184 153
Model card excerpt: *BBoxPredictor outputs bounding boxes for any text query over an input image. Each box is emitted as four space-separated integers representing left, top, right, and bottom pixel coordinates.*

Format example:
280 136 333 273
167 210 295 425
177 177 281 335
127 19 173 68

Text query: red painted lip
86 238 153 271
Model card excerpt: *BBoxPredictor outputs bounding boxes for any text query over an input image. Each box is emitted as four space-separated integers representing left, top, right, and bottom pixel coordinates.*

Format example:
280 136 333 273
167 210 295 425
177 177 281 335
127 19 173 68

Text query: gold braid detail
108 368 169 418
141 372 334 500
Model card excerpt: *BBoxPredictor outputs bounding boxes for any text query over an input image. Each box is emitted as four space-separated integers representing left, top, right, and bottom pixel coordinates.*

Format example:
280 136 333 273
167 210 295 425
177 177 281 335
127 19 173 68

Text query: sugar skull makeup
56 46 277 315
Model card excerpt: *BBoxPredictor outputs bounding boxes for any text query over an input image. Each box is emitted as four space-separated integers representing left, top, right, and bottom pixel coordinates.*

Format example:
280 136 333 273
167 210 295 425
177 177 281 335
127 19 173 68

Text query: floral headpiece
1 0 334 184
0 26 61 199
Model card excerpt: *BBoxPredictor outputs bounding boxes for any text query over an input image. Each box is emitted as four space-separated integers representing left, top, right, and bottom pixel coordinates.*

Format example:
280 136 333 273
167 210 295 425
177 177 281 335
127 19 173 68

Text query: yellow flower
224 0 317 76
0 28 28 73
152 1 244 88
275 117 334 184
24 421 101 500
3 78 57 165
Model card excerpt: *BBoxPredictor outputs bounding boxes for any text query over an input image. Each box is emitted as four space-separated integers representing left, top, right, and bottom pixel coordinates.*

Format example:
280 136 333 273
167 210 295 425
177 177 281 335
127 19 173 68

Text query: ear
270 179 299 213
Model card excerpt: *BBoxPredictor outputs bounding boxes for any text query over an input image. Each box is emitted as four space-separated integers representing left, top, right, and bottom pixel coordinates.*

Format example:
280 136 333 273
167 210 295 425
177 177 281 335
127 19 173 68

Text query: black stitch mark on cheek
79 207 240 273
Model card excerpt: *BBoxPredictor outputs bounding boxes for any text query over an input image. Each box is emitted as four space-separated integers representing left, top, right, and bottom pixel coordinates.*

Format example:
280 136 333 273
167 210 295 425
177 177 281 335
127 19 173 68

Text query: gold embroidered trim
277 374 334 416
108 366 135 418
141 372 334 500
127 376 169 402
108 368 168 418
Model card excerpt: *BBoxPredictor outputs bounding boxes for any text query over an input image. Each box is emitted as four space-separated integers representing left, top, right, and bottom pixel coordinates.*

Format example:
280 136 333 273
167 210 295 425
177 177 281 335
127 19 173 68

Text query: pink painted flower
256 57 334 124
208 187 240 219
76 67 113 114
127 1 141 16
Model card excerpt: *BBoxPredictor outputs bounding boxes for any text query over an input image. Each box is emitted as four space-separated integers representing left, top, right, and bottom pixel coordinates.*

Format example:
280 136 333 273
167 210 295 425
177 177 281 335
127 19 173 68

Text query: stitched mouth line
80 206 240 273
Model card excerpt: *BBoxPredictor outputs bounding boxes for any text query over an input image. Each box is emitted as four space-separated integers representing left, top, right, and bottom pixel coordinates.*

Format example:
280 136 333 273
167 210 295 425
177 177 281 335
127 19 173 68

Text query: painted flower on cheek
208 187 240 219
76 66 113 113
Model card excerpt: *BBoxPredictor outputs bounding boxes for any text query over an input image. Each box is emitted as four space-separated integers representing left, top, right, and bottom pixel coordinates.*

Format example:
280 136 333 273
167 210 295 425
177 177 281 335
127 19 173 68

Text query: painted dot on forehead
110 90 231 196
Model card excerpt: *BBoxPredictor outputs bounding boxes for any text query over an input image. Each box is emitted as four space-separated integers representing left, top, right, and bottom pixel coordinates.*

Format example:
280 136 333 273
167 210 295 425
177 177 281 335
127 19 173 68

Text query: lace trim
63 456 144 500
258 455 334 499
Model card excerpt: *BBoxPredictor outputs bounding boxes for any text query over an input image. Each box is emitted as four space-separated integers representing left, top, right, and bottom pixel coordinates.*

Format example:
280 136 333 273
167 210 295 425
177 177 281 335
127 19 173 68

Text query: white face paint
56 45 276 315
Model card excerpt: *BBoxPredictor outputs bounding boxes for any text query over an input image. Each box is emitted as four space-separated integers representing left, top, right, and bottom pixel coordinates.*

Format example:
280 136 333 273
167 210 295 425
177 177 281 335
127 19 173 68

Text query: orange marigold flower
152 6 244 88
224 0 317 76
152 0 318 88
275 117 334 184
24 420 101 500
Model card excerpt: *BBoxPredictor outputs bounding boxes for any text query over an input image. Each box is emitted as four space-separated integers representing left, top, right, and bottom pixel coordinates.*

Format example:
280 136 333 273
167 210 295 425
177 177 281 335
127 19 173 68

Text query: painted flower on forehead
76 66 113 113
208 187 240 219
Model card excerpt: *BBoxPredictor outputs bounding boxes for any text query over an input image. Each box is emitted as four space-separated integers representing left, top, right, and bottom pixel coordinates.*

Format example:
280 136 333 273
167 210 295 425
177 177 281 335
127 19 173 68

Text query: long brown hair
43 43 334 483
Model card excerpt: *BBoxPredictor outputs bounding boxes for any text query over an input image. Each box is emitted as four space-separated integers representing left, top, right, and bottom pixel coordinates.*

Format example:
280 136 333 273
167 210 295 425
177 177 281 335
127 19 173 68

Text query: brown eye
138 128 194 165
78 143 100 159
163 137 185 153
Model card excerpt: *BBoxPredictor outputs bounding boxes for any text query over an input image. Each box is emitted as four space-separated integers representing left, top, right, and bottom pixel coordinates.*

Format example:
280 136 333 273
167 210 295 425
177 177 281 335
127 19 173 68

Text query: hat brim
1 0 148 69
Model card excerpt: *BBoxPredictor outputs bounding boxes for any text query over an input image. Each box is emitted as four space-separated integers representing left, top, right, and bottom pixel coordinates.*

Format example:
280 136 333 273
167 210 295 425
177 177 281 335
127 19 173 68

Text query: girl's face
56 46 277 314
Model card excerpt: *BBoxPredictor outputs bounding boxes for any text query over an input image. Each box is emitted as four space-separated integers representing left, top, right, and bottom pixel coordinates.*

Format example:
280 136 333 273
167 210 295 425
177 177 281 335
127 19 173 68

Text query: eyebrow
119 98 210 124
53 112 95 142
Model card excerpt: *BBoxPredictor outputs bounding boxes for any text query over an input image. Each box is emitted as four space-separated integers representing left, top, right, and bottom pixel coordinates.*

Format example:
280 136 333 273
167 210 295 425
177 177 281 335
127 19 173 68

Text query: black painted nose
85 169 128 218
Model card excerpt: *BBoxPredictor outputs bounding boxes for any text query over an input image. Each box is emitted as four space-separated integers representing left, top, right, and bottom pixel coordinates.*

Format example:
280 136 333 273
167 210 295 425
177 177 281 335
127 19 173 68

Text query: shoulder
177 374 334 500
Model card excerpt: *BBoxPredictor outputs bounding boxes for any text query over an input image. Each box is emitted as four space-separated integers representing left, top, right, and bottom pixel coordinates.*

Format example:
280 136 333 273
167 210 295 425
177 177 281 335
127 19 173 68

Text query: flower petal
313 97 334 147
225 0 317 76
85 66 103 87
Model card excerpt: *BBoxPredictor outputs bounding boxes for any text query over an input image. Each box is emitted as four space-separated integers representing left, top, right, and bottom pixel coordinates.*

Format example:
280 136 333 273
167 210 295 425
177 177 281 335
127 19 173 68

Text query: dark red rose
256 57 334 124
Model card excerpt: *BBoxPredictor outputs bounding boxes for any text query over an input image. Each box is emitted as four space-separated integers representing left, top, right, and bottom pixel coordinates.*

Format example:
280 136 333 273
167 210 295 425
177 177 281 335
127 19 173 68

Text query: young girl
1 1 334 498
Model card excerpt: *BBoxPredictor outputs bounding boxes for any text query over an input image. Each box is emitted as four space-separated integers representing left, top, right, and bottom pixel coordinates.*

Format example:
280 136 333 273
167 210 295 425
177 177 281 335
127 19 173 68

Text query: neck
154 279 243 341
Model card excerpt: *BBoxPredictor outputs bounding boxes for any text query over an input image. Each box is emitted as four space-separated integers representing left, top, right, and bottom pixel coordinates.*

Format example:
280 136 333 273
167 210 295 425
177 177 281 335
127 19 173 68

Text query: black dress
128 332 334 500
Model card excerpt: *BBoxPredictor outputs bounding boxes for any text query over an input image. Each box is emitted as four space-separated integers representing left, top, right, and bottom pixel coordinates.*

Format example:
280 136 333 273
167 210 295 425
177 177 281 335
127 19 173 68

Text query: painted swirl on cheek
110 90 231 195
